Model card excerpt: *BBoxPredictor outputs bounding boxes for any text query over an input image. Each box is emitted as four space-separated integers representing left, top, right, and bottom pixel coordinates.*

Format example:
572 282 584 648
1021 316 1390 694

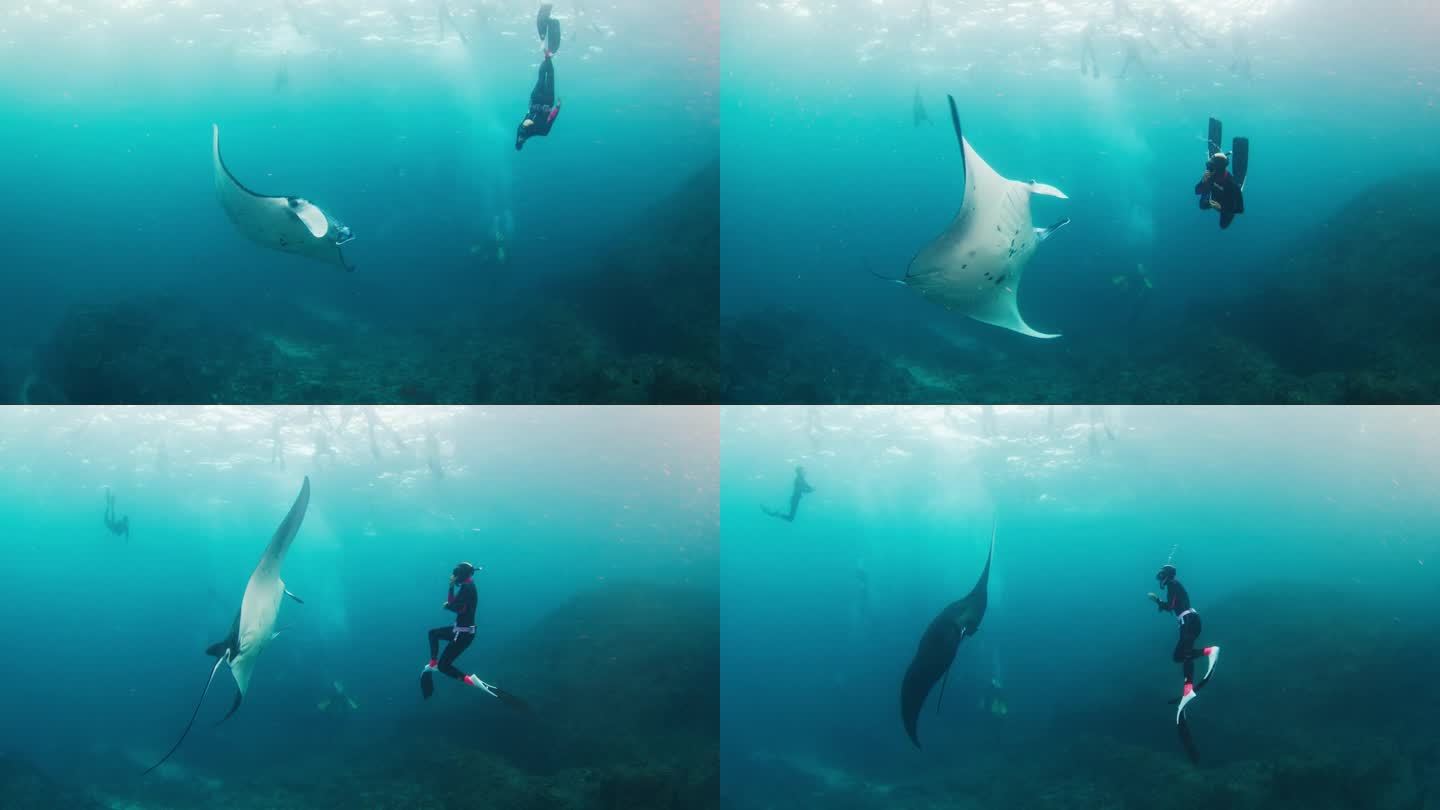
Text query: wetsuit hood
453 561 478 579
1156 564 1176 585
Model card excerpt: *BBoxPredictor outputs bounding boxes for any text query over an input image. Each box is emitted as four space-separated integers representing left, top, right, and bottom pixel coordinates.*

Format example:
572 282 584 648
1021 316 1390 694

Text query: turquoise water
0 405 718 807
721 405 1440 808
0 1 719 403
720 0 1440 402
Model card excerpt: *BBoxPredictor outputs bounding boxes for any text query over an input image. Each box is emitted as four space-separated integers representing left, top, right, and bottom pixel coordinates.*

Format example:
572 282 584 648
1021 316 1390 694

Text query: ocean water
0 1 719 404
721 405 1440 809
720 0 1440 403
0 405 719 809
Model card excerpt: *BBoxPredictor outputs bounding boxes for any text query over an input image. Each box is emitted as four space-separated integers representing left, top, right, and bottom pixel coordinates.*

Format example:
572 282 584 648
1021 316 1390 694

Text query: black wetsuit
1196 168 1244 229
765 472 814 522
516 57 559 150
1157 578 1205 682
429 579 478 679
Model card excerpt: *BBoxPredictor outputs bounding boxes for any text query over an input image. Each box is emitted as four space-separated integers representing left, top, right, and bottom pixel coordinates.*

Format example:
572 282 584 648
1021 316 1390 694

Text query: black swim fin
1207 117 1222 157
421 670 435 700
547 18 562 53
1231 137 1249 189
537 3 552 39
1177 715 1201 765
491 685 531 714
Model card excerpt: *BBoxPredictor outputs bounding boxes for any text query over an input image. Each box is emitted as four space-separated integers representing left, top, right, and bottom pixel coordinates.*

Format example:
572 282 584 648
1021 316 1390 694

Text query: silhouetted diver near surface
104 487 130 541
762 466 813 522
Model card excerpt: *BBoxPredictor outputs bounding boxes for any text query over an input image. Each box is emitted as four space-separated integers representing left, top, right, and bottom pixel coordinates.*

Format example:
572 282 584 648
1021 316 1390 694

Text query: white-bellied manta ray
887 95 1071 338
900 520 995 748
212 124 356 271
142 477 311 776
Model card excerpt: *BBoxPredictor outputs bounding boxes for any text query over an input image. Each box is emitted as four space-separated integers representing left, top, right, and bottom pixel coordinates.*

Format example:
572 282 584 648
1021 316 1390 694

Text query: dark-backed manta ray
900 520 995 748
142 477 311 776
212 124 356 271
892 95 1071 338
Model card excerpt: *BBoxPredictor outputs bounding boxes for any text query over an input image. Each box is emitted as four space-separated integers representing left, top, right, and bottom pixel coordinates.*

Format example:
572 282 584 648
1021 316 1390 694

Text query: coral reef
723 582 1440 810
723 171 1440 403
0 754 106 809
40 582 718 810
19 162 719 405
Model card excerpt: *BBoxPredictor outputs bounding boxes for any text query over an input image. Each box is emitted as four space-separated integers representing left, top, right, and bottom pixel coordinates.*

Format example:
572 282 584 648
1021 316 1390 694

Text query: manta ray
212 124 356 271
900 520 995 748
143 477 311 776
891 95 1071 338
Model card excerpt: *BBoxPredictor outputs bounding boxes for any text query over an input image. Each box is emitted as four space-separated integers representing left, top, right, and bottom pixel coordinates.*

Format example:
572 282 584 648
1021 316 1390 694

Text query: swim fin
1198 645 1220 688
420 670 435 700
537 4 554 40
1231 138 1249 189
1207 117 1223 158
547 18 562 53
1177 715 1201 764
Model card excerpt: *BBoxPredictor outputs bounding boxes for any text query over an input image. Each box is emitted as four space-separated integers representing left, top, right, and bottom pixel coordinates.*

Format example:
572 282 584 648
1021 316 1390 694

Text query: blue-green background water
721 405 1440 808
720 0 1440 402
0 405 718 806
0 1 719 403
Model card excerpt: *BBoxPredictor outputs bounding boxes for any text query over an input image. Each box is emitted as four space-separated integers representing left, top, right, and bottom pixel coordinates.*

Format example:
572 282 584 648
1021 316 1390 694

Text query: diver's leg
540 57 555 105
427 626 449 662
438 633 474 680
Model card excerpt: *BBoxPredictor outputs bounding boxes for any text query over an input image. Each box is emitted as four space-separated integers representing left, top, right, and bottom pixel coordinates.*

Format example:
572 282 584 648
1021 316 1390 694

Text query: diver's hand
1209 200 1222 211
1201 170 1212 182
1147 592 1160 603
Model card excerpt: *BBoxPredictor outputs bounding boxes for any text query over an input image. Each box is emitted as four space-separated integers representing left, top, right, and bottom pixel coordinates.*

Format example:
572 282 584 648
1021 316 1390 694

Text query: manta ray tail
142 653 228 776
865 260 907 284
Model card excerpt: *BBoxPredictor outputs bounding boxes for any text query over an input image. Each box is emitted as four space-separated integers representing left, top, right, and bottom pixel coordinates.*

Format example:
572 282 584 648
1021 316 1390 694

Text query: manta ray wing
903 96 1067 339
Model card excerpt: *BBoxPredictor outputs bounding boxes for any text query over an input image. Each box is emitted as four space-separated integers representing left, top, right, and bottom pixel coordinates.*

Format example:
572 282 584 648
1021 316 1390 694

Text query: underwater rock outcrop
724 582 1439 810
21 162 719 405
722 170 1440 403
0 754 106 809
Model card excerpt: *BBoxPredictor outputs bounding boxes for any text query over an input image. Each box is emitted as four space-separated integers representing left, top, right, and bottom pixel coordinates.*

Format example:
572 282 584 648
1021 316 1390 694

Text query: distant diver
420 562 529 712
516 4 563 151
438 0 469 44
1229 28 1253 79
1111 262 1153 328
1118 38 1148 78
1079 22 1100 78
762 466 813 523
1149 563 1220 762
1195 117 1249 229
104 487 130 541
317 680 360 713
912 87 931 126
1159 1 1211 50
901 522 995 748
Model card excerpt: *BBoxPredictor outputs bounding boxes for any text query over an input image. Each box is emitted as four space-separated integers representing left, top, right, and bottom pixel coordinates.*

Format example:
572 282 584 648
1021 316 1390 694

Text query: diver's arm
1148 592 1168 612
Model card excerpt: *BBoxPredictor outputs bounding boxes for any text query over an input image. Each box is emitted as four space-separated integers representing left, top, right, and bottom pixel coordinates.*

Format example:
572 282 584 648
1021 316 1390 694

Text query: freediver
104 487 130 541
1159 1 1211 49
1195 151 1244 229
516 4 563 151
1118 38 1148 78
420 562 531 711
1079 22 1100 79
1111 263 1153 328
1148 564 1220 719
762 466 814 523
